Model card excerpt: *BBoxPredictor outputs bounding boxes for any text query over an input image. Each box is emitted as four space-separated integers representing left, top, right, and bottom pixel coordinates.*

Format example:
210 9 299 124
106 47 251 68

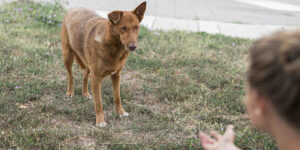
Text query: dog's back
62 8 104 57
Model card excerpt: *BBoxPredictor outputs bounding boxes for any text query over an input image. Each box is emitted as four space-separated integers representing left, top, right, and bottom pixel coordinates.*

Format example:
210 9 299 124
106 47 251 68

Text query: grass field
0 1 278 149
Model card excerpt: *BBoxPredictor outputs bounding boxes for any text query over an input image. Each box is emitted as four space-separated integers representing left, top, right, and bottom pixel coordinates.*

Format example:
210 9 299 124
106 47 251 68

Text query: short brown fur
60 2 146 126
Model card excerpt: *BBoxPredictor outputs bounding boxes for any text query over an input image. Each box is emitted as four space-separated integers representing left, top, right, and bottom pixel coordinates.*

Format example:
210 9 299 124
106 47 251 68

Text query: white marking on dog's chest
94 33 102 42
111 71 117 75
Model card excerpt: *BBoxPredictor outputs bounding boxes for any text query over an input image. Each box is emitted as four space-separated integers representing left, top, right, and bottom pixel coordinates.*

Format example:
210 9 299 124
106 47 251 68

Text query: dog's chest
105 50 129 75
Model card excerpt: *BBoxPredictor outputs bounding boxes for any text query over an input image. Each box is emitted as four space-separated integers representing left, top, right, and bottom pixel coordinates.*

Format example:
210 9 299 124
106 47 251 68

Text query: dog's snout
129 45 136 51
128 44 137 51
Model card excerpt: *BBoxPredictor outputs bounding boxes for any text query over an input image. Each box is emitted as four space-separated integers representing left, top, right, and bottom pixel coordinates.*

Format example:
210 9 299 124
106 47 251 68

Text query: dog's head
108 2 146 51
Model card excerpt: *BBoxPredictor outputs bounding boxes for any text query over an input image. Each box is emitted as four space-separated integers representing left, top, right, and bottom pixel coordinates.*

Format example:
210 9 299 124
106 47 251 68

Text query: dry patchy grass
0 1 277 149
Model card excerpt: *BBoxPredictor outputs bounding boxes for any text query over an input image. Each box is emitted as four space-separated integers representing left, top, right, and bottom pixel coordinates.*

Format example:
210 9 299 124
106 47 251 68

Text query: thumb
224 125 235 142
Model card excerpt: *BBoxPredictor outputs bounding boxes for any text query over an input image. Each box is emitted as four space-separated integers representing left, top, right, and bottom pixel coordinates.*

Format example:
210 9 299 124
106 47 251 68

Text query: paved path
96 10 298 39
66 0 300 26
65 0 300 39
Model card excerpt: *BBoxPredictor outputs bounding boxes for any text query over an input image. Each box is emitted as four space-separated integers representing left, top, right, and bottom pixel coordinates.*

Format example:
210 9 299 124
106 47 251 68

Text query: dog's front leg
111 72 129 117
91 73 106 127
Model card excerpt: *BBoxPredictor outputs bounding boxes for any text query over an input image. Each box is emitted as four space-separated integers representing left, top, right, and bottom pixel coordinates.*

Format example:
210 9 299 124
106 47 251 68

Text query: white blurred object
235 0 300 12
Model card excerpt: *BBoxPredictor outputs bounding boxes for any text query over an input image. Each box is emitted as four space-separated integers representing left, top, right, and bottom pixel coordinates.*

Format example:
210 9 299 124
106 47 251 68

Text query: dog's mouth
125 45 137 52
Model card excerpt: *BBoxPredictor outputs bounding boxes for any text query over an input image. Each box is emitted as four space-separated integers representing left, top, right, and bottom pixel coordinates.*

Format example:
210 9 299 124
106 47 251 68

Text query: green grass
0 1 278 149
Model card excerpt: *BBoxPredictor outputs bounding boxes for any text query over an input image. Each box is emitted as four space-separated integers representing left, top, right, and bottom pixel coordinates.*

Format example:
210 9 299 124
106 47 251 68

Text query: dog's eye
121 27 127 31
134 26 139 30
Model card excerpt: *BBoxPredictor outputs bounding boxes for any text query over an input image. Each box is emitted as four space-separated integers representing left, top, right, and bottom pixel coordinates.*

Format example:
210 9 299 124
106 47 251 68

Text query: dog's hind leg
62 48 75 97
61 23 75 97
82 68 91 98
74 56 91 98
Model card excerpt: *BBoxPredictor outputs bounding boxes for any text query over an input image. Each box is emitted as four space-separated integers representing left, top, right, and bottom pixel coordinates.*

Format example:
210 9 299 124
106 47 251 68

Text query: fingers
199 132 215 150
226 125 234 130
199 125 236 150
199 132 215 144
224 125 235 142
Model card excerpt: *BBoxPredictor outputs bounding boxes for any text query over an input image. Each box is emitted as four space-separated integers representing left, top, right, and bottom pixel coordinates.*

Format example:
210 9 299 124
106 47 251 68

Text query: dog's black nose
129 45 137 51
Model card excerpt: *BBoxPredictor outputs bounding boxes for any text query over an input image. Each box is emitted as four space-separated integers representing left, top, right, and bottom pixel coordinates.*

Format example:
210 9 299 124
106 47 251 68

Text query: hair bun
279 36 300 80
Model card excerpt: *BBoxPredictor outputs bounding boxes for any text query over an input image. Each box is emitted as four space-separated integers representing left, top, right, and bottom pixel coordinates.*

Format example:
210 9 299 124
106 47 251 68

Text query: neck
101 21 125 56
104 22 122 47
269 114 300 150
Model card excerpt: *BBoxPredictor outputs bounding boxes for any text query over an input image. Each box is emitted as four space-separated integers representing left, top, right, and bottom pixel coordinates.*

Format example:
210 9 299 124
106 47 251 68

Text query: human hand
199 125 240 150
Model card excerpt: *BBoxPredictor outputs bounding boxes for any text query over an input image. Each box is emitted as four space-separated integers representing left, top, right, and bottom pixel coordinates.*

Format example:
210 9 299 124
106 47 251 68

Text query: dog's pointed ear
108 11 123 25
133 1 146 22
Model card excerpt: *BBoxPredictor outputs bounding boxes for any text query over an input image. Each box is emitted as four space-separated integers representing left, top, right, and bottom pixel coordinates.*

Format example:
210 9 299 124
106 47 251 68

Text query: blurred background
65 0 300 26
1 0 299 38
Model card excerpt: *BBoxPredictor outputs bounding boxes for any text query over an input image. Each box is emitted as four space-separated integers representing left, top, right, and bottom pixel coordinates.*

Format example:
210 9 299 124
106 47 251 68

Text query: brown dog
60 2 146 127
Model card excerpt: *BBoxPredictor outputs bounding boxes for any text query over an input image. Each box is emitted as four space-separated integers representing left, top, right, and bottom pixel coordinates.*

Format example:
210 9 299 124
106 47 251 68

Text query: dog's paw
66 92 74 98
87 95 93 100
83 93 92 100
96 122 107 127
119 112 129 118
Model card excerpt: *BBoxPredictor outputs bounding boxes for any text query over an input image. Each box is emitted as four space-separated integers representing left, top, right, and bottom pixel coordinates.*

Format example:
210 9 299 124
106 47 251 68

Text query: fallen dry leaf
18 105 27 109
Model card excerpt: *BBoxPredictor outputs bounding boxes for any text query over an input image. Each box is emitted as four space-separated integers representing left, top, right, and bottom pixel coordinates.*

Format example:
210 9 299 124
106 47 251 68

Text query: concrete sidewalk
97 10 298 39
66 0 300 39
66 0 300 26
